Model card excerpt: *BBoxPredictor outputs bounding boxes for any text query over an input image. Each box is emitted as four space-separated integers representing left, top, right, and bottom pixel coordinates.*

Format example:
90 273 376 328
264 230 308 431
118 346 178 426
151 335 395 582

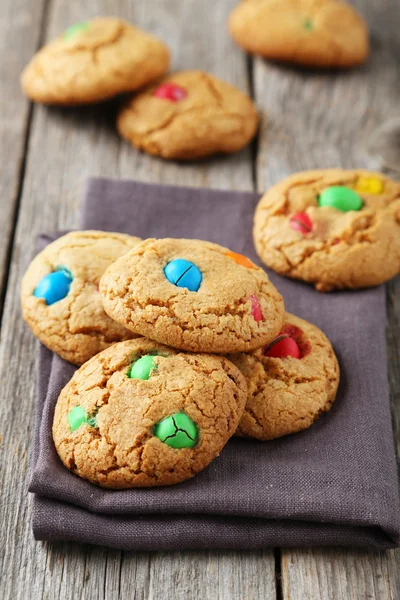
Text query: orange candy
225 251 255 269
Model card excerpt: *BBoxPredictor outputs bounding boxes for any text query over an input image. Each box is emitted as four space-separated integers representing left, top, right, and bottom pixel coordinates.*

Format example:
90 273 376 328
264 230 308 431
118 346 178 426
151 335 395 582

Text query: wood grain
253 0 400 597
0 0 46 303
0 1 277 599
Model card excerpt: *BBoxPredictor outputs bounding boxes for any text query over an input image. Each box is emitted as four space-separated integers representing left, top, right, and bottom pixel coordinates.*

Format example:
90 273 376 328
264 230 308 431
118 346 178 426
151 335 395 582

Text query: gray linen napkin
29 178 400 550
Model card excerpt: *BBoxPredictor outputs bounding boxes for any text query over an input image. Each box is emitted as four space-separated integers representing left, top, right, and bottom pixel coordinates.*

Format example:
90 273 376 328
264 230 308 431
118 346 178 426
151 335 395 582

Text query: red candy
249 294 264 322
289 212 313 234
154 83 187 102
264 335 301 359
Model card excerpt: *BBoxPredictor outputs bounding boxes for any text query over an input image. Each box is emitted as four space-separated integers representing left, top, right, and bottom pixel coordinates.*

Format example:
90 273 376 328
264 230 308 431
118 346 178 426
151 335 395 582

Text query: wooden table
0 0 399 598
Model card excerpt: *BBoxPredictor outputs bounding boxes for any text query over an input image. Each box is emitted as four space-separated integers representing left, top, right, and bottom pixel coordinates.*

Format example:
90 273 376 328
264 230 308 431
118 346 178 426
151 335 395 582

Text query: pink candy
249 294 264 322
154 83 187 102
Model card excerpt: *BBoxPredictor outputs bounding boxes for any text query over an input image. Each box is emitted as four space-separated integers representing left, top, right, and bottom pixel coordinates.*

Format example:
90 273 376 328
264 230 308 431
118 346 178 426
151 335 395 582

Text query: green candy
68 406 86 432
86 414 98 428
64 22 89 41
303 18 313 31
68 406 98 431
128 355 157 380
318 186 363 212
154 413 197 449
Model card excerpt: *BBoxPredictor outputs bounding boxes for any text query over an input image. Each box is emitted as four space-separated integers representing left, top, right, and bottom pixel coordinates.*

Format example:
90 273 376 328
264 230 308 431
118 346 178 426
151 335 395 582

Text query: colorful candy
153 412 197 448
264 335 300 359
303 18 313 31
354 175 383 195
249 294 264 322
154 83 187 102
128 355 157 380
68 406 97 431
225 251 255 268
289 212 313 234
33 268 73 305
164 259 202 292
64 22 89 41
68 406 87 432
318 186 363 212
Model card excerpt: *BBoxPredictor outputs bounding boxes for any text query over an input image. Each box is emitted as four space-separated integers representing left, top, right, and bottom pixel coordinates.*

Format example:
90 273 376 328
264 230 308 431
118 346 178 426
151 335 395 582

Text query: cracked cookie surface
117 70 259 159
52 338 247 488
100 238 284 353
21 231 141 365
21 17 170 105
254 169 400 291
229 0 369 68
230 312 339 440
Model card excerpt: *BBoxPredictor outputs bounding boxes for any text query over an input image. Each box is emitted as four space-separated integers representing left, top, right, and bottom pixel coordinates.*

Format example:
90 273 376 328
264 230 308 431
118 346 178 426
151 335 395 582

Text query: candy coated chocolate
64 22 89 41
354 175 383 195
225 251 255 268
154 83 187 102
153 412 197 448
164 259 202 292
289 212 313 234
264 335 301 359
128 355 157 380
318 186 363 212
303 18 313 31
68 406 86 432
249 294 264 322
33 268 73 305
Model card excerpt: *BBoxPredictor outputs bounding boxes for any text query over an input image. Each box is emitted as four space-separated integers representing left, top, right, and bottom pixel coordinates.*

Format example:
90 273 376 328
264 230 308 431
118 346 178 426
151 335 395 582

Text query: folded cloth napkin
30 178 400 550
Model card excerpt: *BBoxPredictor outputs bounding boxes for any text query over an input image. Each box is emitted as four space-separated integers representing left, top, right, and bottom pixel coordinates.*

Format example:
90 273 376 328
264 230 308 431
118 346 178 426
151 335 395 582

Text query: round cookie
21 17 170 105
117 70 259 160
230 313 339 440
229 0 369 68
21 231 141 365
53 338 247 488
100 238 285 353
253 169 400 291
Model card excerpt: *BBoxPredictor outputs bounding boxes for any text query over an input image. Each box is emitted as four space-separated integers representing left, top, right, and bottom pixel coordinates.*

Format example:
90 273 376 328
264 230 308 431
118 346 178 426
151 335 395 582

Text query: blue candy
33 268 73 305
164 259 202 292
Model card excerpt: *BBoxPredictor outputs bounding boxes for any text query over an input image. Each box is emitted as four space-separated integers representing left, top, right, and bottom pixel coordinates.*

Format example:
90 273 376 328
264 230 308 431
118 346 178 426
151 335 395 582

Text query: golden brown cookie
253 169 400 291
21 17 170 105
53 338 247 488
230 313 339 440
100 238 284 353
117 70 259 160
229 0 369 68
21 231 141 365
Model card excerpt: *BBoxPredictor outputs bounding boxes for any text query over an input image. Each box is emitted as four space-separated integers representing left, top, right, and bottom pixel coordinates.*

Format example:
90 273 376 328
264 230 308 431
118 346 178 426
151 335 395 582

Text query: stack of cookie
22 233 339 489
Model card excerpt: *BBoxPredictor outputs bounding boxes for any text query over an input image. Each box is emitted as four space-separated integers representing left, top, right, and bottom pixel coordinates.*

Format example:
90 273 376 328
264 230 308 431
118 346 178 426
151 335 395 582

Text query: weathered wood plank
147 551 276 600
0 0 46 304
253 0 400 597
0 1 277 599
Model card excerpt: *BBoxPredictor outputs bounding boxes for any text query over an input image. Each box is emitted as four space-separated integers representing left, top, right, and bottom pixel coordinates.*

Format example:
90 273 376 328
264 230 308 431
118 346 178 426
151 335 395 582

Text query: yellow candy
354 176 384 195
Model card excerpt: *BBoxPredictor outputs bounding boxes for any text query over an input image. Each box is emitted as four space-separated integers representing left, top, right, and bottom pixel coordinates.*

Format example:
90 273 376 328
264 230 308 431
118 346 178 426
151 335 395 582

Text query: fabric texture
30 178 400 550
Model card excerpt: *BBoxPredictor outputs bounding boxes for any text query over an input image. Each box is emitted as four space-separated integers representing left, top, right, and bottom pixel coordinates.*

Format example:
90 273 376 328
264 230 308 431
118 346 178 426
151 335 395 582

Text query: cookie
52 338 247 488
230 313 339 440
21 17 170 105
100 238 285 353
21 231 141 365
229 0 369 68
117 70 259 160
253 169 400 291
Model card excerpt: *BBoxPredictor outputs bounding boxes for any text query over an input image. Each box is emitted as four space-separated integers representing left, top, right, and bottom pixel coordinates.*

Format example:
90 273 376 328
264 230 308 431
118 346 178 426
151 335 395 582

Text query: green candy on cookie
154 413 198 448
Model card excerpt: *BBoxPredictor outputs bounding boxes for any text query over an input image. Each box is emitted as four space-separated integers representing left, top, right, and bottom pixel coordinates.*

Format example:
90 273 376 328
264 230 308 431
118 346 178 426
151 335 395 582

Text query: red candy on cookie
264 335 301 359
289 212 313 234
154 83 187 101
